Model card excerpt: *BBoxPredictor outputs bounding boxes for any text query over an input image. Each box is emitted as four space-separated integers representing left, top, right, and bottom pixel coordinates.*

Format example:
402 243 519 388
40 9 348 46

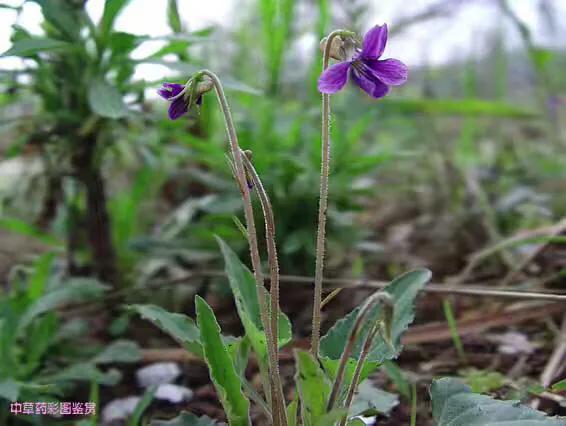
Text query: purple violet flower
318 24 408 98
158 82 202 120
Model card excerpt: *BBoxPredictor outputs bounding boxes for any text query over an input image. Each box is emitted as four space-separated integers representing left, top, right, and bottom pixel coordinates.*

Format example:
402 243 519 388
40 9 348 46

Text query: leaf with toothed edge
128 304 203 357
195 296 249 426
216 237 292 362
1 38 69 57
319 270 431 404
430 378 566 425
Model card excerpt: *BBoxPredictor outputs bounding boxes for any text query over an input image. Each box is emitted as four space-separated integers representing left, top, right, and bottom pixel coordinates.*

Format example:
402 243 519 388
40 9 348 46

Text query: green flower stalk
311 29 353 356
241 150 287 426
326 292 393 412
160 70 286 425
312 25 407 356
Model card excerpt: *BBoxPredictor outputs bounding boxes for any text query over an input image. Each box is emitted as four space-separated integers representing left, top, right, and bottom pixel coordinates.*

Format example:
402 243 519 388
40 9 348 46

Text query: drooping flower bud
320 35 345 60
195 75 214 98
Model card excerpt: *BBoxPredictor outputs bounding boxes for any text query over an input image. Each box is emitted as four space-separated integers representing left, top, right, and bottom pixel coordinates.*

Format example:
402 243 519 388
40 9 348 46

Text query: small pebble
136 362 181 388
154 383 193 404
102 396 141 423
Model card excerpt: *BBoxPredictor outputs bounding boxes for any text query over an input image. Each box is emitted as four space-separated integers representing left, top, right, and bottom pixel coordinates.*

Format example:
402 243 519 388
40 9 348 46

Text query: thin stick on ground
531 314 566 409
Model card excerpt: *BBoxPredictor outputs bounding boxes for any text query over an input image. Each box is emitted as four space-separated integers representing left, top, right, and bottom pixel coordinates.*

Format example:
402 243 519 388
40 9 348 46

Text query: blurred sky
1 0 565 82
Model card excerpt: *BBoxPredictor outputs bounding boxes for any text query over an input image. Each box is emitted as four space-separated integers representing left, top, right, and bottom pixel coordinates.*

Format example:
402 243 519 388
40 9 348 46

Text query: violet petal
366 58 408 86
168 97 188 120
318 62 351 94
361 24 388 60
351 67 389 99
158 83 185 100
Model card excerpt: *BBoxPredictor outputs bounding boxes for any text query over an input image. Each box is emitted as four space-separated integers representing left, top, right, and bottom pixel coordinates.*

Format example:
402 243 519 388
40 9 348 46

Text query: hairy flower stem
311 30 348 356
327 292 393 411
339 322 381 426
241 150 287 426
200 70 283 425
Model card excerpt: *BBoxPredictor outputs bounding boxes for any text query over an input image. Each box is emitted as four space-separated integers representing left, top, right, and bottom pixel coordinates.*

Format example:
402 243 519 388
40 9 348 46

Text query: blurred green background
0 0 565 423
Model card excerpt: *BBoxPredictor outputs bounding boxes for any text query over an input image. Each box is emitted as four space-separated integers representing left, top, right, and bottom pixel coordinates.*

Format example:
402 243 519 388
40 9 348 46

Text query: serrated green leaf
195 296 249 426
349 381 398 417
1 38 69 57
430 378 566 425
92 340 142 364
128 304 203 357
320 270 431 364
18 278 109 333
320 270 430 406
551 379 566 392
88 78 128 118
216 237 292 362
150 412 217 425
294 350 331 426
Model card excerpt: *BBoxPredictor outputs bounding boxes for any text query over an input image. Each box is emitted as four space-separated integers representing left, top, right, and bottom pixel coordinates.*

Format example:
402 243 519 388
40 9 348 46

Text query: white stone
154 383 193 404
102 396 141 422
136 362 181 388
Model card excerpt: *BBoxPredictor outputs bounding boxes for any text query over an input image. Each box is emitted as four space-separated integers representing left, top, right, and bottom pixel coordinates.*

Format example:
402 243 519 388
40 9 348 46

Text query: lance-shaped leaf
1 38 69 57
294 350 332 426
129 304 238 359
128 304 203 357
319 270 431 392
430 378 566 425
167 0 182 33
195 296 250 426
216 237 292 361
18 278 109 333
